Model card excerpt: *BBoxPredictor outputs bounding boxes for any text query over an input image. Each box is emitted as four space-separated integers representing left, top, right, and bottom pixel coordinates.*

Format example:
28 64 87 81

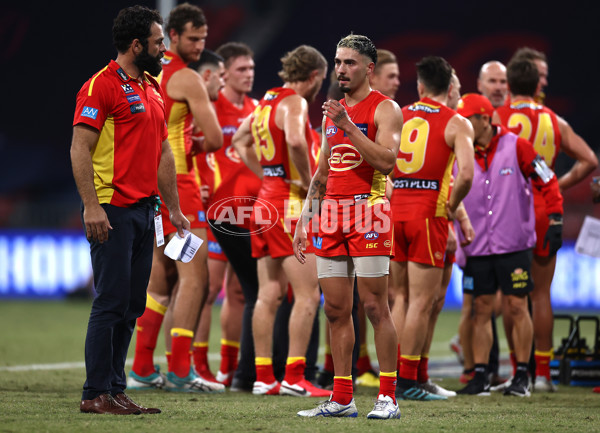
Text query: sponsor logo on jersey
262 164 286 177
326 125 338 137
264 91 278 101
126 94 141 103
329 143 363 171
500 167 514 176
116 68 129 82
121 84 135 94
198 210 206 222
222 125 238 136
130 103 146 114
408 102 440 113
384 240 392 248
364 231 379 240
510 101 540 110
81 106 98 120
344 123 368 137
354 193 370 201
393 178 439 190
312 236 323 249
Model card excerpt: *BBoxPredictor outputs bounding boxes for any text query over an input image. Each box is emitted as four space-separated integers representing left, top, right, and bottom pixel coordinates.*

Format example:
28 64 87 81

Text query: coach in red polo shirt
71 5 188 415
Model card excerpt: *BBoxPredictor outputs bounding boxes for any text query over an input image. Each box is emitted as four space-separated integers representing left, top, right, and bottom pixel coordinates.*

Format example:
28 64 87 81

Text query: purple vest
456 131 535 257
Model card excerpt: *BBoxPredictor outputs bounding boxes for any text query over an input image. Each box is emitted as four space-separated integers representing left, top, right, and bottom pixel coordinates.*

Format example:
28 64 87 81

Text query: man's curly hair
112 5 163 53
278 45 327 83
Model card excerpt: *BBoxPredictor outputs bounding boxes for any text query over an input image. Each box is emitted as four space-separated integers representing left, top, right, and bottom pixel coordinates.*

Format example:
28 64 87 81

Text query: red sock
166 352 172 371
396 345 401 373
417 356 429 383
323 346 334 373
332 376 353 405
398 356 420 381
255 357 276 384
132 305 165 377
535 350 552 379
356 344 372 375
379 372 397 404
170 328 193 378
510 352 517 376
192 343 209 372
219 340 239 374
283 357 306 385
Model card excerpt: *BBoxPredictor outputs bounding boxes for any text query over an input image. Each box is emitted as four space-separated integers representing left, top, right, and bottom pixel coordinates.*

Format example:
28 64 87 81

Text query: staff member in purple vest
454 93 563 398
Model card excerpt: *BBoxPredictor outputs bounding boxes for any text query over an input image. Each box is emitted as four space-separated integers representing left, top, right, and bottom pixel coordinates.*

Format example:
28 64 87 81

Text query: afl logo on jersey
329 144 363 172
326 126 338 138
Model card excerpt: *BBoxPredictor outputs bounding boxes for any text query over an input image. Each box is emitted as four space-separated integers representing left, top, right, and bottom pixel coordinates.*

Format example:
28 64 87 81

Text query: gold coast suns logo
329 143 363 172
225 145 241 163
206 152 217 172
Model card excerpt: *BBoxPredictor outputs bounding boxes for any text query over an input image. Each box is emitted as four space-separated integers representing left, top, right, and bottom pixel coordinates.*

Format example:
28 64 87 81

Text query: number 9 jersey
391 97 457 221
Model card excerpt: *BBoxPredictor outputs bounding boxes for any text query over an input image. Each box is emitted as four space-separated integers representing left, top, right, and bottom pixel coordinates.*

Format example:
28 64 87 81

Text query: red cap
456 93 494 118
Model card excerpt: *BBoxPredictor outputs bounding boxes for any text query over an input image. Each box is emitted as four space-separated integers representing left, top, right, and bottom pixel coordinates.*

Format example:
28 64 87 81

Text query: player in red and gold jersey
294 35 403 419
233 45 330 398
390 57 474 401
128 4 224 394
495 57 597 391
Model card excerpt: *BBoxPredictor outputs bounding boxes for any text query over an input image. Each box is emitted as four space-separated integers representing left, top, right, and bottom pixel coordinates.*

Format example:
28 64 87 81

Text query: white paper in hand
164 230 203 263
575 216 600 258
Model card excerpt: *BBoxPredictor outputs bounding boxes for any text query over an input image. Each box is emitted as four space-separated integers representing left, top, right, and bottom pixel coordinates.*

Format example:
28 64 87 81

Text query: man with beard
72 5 189 414
127 2 224 393
233 45 330 398
294 35 403 419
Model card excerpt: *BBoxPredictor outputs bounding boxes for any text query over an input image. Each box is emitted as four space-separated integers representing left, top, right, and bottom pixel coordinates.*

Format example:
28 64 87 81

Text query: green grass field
1 300 599 433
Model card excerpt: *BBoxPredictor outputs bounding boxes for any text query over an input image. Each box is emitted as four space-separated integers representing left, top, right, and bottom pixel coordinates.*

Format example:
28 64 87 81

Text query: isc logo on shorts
328 144 363 171
364 231 379 240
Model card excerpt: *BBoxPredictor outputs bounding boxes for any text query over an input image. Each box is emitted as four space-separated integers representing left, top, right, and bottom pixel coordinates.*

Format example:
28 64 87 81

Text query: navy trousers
82 202 154 400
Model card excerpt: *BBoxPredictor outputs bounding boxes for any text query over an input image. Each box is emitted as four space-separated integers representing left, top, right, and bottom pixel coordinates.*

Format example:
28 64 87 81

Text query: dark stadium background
1 0 597 237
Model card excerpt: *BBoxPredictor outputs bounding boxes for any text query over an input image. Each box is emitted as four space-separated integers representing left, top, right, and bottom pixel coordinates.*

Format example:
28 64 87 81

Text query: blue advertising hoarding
0 230 598 310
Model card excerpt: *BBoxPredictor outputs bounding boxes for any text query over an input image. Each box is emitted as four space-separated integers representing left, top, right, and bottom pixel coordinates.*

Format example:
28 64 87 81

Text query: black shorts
462 249 533 297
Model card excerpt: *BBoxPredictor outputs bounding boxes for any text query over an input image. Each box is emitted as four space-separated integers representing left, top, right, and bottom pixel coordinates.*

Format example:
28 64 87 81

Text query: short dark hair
278 45 327 83
112 5 163 53
416 56 453 95
189 49 224 72
166 2 206 37
216 42 254 68
337 34 377 64
511 47 547 63
507 58 539 96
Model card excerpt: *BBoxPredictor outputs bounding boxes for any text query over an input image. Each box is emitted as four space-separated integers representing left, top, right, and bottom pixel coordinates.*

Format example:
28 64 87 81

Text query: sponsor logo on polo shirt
116 68 129 82
130 103 146 114
126 94 141 103
500 167 514 176
81 106 98 120
393 178 439 190
121 84 135 94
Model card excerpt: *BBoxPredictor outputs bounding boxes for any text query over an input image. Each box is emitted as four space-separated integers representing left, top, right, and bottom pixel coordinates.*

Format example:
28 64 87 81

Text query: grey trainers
367 394 401 419
297 398 358 417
